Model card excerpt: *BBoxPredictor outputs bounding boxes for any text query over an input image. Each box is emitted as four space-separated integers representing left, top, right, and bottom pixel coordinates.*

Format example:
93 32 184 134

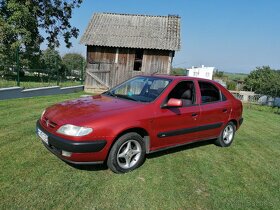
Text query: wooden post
56 58 59 86
16 47 20 86
81 60 84 85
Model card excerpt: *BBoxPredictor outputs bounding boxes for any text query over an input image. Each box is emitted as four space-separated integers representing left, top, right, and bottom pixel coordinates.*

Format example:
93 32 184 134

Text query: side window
167 81 195 106
199 81 220 103
222 93 227 101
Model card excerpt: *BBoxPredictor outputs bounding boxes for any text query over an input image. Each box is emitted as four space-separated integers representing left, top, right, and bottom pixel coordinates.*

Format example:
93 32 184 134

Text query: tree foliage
226 80 237 91
170 67 187 75
0 0 82 66
62 53 85 73
213 70 224 78
40 48 62 77
244 66 280 97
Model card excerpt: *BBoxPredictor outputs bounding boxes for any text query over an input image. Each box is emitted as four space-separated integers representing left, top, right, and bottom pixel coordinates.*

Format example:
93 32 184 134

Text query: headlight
57 124 93 136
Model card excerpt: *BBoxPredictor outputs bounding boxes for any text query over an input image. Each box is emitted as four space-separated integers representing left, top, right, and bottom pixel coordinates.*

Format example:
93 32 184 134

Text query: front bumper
36 120 107 164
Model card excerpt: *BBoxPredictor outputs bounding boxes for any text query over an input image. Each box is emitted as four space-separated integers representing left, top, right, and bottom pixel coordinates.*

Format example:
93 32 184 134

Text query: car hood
44 95 142 126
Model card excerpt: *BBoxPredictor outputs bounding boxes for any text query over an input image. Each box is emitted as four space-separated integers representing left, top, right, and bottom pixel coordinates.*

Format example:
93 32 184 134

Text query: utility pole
16 47 20 86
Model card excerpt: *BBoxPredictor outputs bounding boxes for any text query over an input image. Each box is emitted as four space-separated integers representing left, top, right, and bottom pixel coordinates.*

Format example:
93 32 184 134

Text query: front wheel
215 122 236 147
107 133 146 173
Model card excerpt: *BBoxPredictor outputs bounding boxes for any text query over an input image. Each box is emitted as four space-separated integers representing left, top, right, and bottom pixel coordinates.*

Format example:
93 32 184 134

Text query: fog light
62 150 72 157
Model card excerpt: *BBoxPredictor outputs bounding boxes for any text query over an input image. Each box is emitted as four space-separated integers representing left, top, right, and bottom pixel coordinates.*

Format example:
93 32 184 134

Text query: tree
171 67 187 75
213 69 224 78
0 0 83 66
40 48 63 78
226 80 237 90
244 66 280 97
62 53 85 76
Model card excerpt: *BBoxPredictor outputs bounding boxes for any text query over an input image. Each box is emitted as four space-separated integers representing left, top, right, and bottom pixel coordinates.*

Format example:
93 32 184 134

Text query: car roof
139 74 216 83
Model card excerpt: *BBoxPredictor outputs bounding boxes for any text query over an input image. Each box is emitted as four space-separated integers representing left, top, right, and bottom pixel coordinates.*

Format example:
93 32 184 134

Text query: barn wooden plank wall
85 46 173 90
142 50 171 74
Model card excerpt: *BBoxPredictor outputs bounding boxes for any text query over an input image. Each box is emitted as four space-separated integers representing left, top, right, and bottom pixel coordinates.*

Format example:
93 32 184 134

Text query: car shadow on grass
66 162 108 171
147 139 215 159
66 139 216 171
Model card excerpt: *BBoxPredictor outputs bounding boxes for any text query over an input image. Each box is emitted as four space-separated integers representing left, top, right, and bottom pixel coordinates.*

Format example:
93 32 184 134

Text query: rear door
152 80 201 150
195 81 231 139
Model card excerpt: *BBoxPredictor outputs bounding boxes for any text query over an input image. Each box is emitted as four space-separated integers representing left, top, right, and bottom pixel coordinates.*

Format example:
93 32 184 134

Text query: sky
53 0 280 73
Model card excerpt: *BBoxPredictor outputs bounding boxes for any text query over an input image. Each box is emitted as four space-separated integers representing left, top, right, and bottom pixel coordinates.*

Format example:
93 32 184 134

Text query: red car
36 75 243 173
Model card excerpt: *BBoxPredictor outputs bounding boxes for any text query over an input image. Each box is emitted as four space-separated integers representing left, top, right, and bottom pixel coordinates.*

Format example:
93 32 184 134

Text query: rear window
199 81 220 103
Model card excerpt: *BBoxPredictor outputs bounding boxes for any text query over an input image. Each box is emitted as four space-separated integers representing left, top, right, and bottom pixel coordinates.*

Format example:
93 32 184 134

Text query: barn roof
80 13 181 51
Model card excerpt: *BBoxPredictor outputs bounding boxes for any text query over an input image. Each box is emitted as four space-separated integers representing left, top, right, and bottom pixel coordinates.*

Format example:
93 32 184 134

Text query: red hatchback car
36 75 243 173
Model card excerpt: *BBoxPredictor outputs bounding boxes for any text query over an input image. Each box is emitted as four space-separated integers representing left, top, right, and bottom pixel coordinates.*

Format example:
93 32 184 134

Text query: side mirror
164 98 182 108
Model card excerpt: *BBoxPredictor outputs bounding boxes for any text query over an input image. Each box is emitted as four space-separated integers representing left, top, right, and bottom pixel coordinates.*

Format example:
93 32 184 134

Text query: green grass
1 94 280 209
224 72 248 81
0 78 81 89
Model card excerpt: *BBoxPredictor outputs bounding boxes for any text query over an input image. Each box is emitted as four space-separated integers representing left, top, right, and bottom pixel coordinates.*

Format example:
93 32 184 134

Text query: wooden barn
80 12 181 91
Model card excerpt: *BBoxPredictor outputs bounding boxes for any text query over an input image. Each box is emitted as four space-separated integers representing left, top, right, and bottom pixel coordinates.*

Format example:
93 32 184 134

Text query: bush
226 80 237 90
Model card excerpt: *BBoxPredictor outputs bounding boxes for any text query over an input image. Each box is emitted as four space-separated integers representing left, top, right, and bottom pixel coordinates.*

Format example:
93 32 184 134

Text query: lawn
0 93 280 209
224 72 248 81
0 78 81 89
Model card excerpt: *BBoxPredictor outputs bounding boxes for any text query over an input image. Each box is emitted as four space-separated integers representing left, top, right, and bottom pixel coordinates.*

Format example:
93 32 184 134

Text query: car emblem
46 120 49 127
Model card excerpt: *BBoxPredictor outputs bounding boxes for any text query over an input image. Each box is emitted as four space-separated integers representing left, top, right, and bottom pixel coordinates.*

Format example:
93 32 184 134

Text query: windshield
103 77 171 102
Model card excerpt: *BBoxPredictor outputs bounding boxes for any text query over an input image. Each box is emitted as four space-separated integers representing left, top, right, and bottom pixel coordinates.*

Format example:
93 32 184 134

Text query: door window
199 81 220 104
167 81 196 106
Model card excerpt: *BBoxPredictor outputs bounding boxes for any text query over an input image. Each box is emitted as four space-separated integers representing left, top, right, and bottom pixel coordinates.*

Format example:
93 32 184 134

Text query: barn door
85 63 115 90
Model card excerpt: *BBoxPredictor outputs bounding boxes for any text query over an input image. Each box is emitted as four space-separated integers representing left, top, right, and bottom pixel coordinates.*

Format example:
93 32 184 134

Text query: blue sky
55 0 280 73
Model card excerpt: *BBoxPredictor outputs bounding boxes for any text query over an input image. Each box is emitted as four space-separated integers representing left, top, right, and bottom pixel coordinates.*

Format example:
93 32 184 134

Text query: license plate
37 128 49 145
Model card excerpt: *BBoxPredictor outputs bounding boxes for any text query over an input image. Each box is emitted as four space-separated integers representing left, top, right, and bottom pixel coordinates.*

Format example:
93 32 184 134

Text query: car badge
46 120 49 127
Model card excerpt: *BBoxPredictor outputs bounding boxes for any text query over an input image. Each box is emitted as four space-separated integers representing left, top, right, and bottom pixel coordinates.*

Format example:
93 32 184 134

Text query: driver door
152 80 201 150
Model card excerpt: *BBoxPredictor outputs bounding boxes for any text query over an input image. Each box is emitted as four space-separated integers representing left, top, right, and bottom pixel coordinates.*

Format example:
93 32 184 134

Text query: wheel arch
228 119 238 129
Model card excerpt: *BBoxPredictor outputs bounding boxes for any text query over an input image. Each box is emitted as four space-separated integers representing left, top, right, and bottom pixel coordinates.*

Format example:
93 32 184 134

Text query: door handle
222 108 228 113
191 113 198 117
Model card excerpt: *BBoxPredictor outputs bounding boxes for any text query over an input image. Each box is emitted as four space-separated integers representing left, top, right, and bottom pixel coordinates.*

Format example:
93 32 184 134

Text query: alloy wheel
117 140 142 169
223 124 234 144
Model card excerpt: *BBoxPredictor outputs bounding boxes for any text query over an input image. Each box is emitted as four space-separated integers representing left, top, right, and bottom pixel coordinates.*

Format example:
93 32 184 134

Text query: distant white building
187 65 215 80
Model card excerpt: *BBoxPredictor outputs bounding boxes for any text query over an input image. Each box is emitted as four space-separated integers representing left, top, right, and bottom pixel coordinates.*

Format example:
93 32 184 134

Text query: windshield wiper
103 90 116 97
103 91 137 101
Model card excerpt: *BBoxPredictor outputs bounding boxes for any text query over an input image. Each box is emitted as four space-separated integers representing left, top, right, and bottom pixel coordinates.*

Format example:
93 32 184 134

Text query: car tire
215 121 236 147
107 132 146 173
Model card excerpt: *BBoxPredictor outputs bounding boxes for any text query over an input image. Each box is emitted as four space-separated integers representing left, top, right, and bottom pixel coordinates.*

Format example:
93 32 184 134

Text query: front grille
42 117 58 129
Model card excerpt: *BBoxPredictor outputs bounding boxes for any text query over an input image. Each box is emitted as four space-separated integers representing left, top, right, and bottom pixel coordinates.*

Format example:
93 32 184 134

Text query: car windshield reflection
103 77 172 102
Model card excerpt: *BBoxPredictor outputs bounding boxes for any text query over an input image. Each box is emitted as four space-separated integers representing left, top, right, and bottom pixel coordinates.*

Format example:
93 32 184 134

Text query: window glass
222 93 227 101
193 72 199 77
167 81 195 106
105 77 171 102
199 82 220 103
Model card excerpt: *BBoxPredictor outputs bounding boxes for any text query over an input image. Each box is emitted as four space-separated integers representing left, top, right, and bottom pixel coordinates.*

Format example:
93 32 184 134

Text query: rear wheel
107 132 146 173
215 122 236 147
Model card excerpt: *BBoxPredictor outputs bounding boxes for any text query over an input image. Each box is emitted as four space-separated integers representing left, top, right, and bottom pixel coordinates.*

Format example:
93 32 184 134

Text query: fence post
56 58 59 86
16 47 20 86
81 60 84 85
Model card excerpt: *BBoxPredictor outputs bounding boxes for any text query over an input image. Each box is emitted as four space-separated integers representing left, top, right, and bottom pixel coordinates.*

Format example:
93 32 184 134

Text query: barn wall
85 46 174 89
142 50 171 74
87 46 116 64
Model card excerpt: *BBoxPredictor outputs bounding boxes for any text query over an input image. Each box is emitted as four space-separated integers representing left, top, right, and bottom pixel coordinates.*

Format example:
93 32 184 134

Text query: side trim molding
157 122 223 138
